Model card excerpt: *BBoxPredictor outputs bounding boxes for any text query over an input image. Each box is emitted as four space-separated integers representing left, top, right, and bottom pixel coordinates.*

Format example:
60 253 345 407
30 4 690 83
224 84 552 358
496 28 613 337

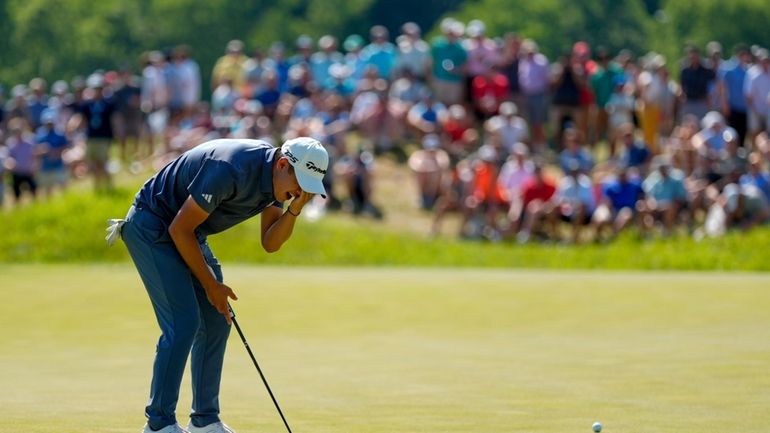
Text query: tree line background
2 0 770 92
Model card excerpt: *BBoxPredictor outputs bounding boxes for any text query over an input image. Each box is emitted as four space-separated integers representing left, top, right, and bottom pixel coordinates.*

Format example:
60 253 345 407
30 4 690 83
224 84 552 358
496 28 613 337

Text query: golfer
107 137 329 433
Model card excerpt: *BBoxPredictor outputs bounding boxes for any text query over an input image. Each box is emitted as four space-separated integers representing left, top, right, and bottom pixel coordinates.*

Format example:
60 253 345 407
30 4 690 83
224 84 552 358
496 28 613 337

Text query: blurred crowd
2 18 770 241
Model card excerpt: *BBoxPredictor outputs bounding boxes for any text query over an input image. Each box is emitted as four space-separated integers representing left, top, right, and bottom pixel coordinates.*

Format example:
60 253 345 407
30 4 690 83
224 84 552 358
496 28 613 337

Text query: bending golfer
111 137 328 433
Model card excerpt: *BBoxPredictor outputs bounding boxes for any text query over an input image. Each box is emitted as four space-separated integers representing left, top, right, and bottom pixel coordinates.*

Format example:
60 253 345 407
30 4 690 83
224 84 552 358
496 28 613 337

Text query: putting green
1 265 769 433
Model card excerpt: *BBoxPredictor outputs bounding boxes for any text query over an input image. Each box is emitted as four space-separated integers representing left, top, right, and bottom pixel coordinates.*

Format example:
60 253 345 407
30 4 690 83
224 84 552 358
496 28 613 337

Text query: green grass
1 265 769 432
1 183 770 270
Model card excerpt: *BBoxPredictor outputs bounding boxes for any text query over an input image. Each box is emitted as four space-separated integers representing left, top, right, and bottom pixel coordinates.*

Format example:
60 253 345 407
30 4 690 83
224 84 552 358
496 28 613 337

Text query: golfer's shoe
187 421 236 433
141 423 190 433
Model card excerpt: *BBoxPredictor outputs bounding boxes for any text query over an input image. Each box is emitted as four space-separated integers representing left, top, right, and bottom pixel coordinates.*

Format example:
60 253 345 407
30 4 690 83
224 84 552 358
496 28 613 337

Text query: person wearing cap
592 166 645 240
79 73 117 192
394 22 431 81
361 25 396 81
487 101 529 153
211 40 248 91
109 137 329 433
590 47 623 145
721 183 770 231
290 34 315 68
680 45 716 122
470 59 510 119
605 76 636 157
693 111 738 155
408 133 450 210
342 34 367 81
497 142 534 235
720 44 752 146
310 35 344 90
547 159 596 244
5 117 38 205
430 18 468 106
744 48 770 143
27 77 49 130
5 84 31 128
636 53 668 152
639 155 688 236
35 108 70 196
463 19 501 105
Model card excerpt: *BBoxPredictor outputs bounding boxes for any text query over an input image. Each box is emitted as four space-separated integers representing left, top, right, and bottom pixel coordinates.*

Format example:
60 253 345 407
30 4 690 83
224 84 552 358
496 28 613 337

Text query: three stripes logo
202 194 213 203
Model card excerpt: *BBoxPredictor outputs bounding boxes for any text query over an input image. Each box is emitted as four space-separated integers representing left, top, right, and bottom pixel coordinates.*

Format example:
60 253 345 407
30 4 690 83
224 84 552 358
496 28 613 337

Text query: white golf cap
281 137 329 198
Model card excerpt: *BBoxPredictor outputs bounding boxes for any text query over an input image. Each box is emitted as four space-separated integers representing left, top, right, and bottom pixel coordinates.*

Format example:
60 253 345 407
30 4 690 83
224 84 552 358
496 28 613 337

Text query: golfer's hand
289 191 315 213
205 282 238 324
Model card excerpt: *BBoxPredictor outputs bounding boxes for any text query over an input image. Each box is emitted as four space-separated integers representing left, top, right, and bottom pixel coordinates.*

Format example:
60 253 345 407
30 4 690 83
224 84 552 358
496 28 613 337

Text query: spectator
442 104 478 158
430 18 468 106
6 85 31 128
80 73 116 192
637 54 668 152
605 76 635 156
141 51 169 152
617 123 652 175
327 63 357 101
311 35 344 90
466 144 507 240
27 78 49 130
406 89 447 136
112 66 143 162
744 48 770 142
547 160 596 243
706 41 725 113
211 39 248 91
290 35 314 68
572 41 596 143
242 46 266 97
464 20 501 105
408 134 450 210
515 163 557 243
263 42 291 93
173 45 201 122
693 111 738 155
254 70 281 119
518 39 550 148
722 182 770 231
559 127 594 174
500 33 524 111
5 117 37 204
343 34 368 81
720 44 752 146
35 109 70 197
680 45 715 121
590 47 621 145
498 142 534 234
551 53 584 146
470 62 509 119
362 25 397 81
592 166 645 240
394 22 431 81
336 147 384 218
739 152 770 202
639 156 689 236
487 101 529 154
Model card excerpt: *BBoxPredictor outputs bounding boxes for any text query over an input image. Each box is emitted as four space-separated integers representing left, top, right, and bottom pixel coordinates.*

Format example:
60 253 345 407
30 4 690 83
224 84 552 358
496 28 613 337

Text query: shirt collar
261 146 278 198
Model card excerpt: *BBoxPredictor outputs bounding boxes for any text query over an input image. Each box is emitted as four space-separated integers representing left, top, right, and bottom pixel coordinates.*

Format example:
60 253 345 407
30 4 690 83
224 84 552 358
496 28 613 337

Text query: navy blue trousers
122 205 230 430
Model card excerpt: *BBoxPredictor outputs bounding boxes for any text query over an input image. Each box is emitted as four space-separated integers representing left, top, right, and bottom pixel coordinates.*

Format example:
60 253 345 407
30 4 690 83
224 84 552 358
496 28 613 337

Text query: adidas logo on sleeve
202 194 213 203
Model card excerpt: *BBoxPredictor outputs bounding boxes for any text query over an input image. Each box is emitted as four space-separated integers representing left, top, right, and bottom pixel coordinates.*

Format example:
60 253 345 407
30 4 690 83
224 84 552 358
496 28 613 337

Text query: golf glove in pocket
105 218 126 246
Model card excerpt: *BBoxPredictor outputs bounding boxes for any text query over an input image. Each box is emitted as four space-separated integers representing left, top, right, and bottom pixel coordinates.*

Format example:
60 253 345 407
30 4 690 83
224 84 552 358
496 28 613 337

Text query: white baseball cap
281 137 329 198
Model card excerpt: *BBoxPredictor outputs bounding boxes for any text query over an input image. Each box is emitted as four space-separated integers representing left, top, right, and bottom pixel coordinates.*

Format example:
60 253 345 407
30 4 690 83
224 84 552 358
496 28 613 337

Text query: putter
230 307 294 433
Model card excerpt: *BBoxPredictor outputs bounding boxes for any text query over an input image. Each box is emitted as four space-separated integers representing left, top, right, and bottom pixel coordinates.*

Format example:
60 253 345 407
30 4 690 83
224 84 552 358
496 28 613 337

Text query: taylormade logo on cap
281 137 329 198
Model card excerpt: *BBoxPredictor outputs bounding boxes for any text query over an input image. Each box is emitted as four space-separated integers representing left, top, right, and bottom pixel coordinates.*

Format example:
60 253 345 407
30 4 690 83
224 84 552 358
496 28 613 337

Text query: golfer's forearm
261 212 298 253
169 228 218 288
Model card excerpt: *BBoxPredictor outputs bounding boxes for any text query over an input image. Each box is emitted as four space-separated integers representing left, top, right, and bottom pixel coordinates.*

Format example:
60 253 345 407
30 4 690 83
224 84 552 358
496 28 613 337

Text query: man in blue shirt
720 44 751 146
110 137 328 433
35 109 70 196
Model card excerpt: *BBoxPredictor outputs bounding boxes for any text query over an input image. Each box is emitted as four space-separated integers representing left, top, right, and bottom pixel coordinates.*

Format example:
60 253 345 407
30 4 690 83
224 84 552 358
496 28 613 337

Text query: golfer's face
274 159 302 202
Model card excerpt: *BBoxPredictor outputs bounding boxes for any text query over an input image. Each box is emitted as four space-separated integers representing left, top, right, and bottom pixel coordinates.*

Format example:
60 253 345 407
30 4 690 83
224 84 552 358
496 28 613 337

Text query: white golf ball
592 421 602 432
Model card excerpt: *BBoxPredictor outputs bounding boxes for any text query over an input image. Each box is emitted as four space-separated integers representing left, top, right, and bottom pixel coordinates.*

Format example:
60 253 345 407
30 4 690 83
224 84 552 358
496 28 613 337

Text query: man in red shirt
510 164 557 242
471 64 510 119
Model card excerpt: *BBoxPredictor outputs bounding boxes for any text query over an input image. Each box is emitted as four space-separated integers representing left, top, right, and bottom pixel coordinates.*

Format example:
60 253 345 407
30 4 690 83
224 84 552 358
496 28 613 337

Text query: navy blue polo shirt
134 139 281 237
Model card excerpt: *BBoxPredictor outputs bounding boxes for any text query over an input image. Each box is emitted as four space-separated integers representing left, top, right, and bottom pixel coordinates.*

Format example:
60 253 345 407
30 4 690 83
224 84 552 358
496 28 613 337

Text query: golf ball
592 421 602 432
